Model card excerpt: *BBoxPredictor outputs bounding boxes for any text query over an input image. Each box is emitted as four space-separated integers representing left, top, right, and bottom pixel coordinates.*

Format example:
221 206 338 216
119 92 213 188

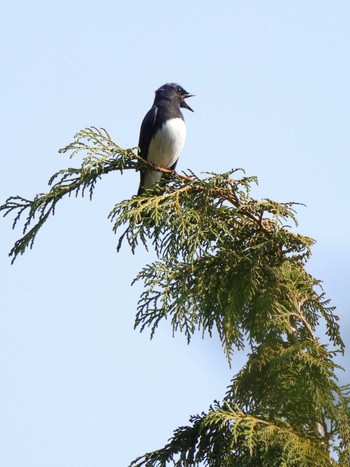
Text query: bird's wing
138 105 158 160
169 160 178 171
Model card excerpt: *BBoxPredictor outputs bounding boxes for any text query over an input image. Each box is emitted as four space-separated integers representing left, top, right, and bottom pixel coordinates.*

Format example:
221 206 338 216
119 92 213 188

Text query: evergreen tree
1 127 349 466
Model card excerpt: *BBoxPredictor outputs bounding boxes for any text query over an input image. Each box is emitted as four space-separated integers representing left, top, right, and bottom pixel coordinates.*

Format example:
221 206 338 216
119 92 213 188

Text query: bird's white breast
148 117 186 168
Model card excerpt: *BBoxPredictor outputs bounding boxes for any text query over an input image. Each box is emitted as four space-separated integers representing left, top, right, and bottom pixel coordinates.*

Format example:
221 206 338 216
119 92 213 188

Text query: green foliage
1 127 349 466
130 401 338 467
0 127 137 263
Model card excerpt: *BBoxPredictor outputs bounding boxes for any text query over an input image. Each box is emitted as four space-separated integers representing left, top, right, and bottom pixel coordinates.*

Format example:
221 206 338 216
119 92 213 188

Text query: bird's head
155 83 194 112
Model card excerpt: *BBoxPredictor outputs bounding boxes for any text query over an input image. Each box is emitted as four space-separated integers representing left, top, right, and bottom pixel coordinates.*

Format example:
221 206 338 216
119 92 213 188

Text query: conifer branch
1 127 137 262
130 401 337 467
1 127 349 465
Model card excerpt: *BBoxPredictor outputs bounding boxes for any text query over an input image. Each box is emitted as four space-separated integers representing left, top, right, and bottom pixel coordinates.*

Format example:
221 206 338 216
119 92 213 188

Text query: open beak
181 93 195 112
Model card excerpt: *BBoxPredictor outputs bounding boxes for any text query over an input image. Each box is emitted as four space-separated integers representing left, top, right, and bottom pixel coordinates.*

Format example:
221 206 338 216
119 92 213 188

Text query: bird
137 82 194 195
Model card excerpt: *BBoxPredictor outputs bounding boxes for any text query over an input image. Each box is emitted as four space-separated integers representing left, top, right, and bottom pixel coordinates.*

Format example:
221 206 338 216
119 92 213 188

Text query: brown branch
291 312 317 341
138 161 271 235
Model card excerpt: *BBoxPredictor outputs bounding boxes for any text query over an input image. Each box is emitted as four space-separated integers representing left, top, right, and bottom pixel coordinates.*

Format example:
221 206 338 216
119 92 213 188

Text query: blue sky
1 1 349 465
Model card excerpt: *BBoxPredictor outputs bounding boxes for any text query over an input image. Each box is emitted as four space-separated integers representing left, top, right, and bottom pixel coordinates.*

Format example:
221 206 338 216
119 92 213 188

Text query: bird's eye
176 86 182 95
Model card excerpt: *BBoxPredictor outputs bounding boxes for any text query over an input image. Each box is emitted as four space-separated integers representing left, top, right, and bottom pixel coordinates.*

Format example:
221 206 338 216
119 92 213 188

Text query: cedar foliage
1 127 349 466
